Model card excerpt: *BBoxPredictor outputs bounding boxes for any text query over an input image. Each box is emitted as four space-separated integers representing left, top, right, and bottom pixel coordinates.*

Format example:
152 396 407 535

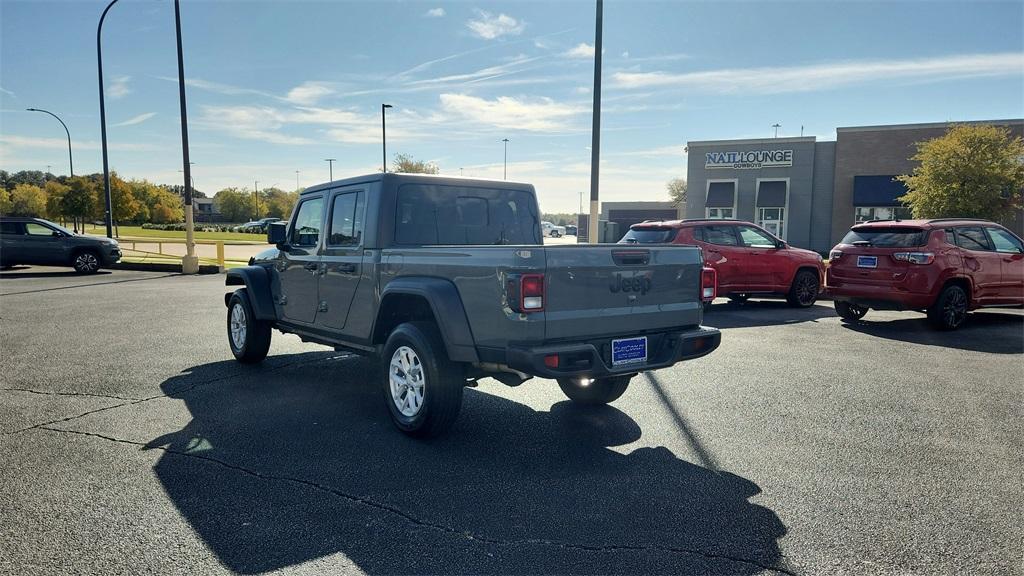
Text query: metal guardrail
119 239 243 271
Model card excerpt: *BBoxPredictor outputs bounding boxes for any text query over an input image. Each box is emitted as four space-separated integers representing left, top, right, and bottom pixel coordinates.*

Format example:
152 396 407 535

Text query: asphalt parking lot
1 266 1021 575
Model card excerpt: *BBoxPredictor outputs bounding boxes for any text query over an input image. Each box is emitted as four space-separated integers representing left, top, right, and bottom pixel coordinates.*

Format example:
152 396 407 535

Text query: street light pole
325 158 335 181
172 0 198 273
772 123 781 138
254 180 259 220
97 0 120 239
381 103 392 172
588 0 604 244
26 108 73 176
502 138 509 180
295 170 300 191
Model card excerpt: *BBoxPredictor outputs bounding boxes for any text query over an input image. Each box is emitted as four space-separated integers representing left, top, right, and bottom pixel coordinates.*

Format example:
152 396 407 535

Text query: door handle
303 262 319 272
336 263 357 273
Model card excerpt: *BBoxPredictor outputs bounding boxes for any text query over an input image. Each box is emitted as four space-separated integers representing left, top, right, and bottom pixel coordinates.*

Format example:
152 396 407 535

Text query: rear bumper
826 283 934 310
506 326 721 379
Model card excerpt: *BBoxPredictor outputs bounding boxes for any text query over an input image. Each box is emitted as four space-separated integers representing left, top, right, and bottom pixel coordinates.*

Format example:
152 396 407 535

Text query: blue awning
853 175 909 207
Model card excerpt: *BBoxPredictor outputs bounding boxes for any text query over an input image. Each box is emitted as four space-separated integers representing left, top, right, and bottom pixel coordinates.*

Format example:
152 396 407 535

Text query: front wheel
72 250 101 274
227 291 272 363
787 270 820 307
382 322 464 437
835 301 868 322
557 375 632 405
927 284 968 330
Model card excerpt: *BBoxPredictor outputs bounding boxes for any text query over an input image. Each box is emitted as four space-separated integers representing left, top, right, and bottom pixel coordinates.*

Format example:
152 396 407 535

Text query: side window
290 197 324 247
942 228 957 245
955 227 991 251
0 222 25 235
701 225 738 246
737 225 777 248
328 192 364 246
987 227 1024 253
25 223 55 236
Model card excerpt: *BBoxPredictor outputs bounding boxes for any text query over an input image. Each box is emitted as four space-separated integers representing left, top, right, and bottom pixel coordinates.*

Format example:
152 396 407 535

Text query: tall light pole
295 170 300 191
325 158 335 181
253 180 260 220
381 104 393 172
172 0 198 273
502 138 509 180
26 108 73 176
588 0 604 244
772 123 781 138
97 0 120 239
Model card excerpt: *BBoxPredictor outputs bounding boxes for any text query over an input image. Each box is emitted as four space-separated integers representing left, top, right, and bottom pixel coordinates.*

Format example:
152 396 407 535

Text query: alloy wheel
230 303 247 349
390 345 425 418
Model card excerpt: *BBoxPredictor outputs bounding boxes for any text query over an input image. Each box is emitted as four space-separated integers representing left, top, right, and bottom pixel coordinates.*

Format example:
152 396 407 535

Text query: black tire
728 294 749 304
557 375 632 405
787 269 820 307
834 301 868 322
382 322 464 437
927 284 968 330
71 250 102 274
227 290 272 363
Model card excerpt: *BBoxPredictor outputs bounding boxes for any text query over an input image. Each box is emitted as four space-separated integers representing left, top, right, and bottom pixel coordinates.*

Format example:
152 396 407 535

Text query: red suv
826 219 1024 330
621 219 825 308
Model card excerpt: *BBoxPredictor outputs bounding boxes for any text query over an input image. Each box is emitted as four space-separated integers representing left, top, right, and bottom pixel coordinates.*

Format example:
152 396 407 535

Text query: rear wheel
557 375 632 405
835 301 868 322
382 322 464 437
928 284 968 330
787 270 820 307
227 291 272 363
72 250 101 274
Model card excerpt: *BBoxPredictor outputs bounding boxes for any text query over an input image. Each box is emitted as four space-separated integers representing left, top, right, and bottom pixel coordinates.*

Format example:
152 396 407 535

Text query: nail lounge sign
706 150 793 169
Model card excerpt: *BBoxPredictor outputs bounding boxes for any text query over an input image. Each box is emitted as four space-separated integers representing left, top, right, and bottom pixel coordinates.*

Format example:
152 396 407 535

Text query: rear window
841 226 927 247
619 228 678 244
395 184 540 245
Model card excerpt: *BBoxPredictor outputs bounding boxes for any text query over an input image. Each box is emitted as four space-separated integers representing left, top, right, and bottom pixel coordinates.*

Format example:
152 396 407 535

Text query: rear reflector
544 354 559 368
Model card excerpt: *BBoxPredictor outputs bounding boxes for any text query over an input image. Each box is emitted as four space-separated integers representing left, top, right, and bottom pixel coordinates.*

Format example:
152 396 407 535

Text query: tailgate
543 245 703 340
829 246 910 286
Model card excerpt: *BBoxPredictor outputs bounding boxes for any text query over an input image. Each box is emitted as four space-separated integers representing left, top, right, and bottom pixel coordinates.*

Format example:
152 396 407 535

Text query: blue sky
1 0 1022 213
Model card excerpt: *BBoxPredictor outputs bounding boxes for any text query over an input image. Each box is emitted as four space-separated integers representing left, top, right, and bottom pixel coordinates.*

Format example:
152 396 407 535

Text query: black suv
0 217 121 273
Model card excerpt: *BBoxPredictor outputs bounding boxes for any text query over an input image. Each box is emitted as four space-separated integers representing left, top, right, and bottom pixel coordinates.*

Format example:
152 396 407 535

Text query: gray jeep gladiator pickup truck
224 173 720 436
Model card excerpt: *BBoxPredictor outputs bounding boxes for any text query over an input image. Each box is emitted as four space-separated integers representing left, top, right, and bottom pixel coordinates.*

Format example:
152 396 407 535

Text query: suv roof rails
924 217 992 224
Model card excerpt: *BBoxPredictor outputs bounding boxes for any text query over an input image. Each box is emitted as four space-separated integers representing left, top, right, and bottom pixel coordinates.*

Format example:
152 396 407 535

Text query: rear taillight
701 267 717 302
829 249 843 261
508 273 545 313
892 252 934 265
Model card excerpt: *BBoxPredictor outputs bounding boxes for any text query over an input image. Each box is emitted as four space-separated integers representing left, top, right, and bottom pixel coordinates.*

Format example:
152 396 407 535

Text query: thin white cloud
0 86 15 98
108 76 131 99
424 7 445 18
466 9 524 40
407 55 543 87
113 112 157 127
612 52 1024 93
564 43 595 58
0 134 157 152
439 93 585 132
575 86 591 95
285 81 334 105
155 76 280 100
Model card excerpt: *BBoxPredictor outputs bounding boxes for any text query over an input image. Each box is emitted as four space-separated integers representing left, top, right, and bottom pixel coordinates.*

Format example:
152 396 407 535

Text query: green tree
0 187 11 215
45 181 70 224
8 183 48 217
393 153 439 174
214 188 253 222
263 188 299 219
667 178 687 208
109 174 140 235
62 177 98 232
898 124 1024 220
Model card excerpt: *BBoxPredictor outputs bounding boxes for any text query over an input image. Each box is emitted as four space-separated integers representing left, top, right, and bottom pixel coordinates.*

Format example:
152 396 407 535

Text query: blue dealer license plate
611 336 647 366
857 256 878 268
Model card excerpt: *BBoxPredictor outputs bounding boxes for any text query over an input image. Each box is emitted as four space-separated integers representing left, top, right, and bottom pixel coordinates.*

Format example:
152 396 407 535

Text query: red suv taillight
701 267 717 302
829 249 843 261
892 252 935 265
508 273 545 312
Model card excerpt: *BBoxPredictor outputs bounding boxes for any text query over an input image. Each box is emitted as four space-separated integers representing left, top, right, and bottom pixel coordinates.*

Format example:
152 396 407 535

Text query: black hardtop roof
300 172 534 196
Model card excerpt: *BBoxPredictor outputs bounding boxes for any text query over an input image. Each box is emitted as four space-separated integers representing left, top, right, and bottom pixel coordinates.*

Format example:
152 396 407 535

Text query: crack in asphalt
0 273 182 296
35 425 798 575
3 355 329 436
1 387 139 401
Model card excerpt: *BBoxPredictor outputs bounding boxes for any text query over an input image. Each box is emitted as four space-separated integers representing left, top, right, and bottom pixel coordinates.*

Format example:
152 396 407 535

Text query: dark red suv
621 219 825 307
826 218 1024 330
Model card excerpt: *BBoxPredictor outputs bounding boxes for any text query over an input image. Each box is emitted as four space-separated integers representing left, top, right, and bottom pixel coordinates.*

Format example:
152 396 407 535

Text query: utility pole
173 0 197 273
253 180 259 220
97 0 119 239
502 138 509 180
588 0 603 244
382 103 393 172
295 170 300 191
772 123 781 138
325 158 335 181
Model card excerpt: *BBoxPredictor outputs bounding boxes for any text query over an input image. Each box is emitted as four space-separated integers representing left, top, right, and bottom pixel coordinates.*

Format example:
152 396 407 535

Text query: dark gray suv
0 217 122 273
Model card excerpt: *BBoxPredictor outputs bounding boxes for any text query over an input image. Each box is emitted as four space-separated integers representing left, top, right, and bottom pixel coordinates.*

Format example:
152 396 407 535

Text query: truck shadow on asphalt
144 355 789 575
705 299 835 329
0 266 113 279
839 311 1024 354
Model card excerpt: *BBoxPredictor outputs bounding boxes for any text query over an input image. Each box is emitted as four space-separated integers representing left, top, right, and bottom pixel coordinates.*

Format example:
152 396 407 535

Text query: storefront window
706 207 734 219
854 206 913 223
758 207 785 238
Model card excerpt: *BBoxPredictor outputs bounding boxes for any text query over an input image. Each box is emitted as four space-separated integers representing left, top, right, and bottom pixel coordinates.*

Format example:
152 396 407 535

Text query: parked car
238 217 281 232
224 173 720 437
0 216 121 274
565 225 578 236
621 219 824 308
541 221 566 238
827 218 1024 330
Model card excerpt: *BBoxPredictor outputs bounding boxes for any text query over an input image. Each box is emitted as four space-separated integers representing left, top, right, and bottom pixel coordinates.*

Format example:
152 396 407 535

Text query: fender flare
225 266 276 320
376 277 479 363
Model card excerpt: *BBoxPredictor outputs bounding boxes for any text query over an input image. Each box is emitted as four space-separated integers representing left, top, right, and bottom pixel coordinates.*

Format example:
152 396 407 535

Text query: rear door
543 245 704 340
985 226 1024 303
954 226 1001 303
317 189 367 330
277 195 324 324
695 224 746 291
0 221 27 263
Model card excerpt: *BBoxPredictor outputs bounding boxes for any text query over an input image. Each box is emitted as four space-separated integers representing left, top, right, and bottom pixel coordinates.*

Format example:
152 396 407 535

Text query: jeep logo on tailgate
609 273 652 295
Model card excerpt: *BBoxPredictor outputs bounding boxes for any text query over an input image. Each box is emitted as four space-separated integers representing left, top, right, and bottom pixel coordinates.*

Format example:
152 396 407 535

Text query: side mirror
267 221 288 246
775 240 786 249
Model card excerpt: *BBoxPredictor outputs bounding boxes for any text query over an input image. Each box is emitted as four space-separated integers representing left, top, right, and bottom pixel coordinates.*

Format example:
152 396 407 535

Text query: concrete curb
112 262 220 274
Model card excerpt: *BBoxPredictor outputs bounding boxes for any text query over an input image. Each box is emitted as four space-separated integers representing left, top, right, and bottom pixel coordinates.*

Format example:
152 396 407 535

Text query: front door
736 224 779 289
277 196 324 324
317 189 367 331
986 226 1024 303
23 221 67 264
